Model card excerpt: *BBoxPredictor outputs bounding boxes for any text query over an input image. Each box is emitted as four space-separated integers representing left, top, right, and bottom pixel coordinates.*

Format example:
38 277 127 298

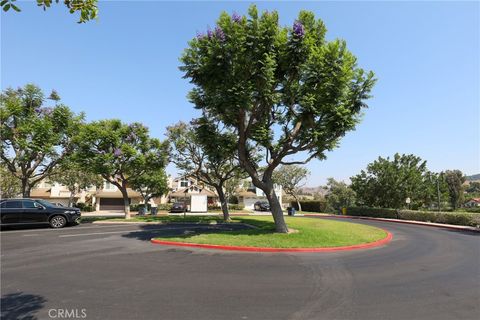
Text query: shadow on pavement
121 221 267 242
1 292 47 320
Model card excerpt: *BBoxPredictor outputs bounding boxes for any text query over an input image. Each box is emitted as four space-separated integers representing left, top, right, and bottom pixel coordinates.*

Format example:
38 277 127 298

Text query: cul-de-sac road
1 217 479 320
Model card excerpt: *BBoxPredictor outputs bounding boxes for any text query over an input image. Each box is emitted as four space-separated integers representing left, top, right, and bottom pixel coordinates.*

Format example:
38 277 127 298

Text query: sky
1 1 479 186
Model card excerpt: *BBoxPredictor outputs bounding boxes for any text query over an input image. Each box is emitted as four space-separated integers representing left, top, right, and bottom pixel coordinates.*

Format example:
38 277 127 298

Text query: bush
74 203 94 212
347 207 398 218
129 204 144 212
208 204 221 210
346 207 480 227
291 201 327 213
228 204 245 210
157 203 173 211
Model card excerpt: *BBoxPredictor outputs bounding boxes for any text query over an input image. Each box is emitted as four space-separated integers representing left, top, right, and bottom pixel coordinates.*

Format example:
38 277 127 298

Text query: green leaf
0 0 8 7
2 3 10 11
11 3 20 12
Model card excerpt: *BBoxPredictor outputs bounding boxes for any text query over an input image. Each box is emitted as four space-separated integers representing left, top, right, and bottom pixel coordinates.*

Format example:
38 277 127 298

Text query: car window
5 200 22 208
22 200 37 208
0 201 6 208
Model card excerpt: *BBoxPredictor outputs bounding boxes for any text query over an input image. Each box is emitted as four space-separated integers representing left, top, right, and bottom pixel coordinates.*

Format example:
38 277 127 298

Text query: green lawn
152 216 388 248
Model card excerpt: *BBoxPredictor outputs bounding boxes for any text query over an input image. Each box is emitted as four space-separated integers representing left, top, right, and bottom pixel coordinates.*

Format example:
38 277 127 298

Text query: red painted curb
304 214 480 232
150 230 393 253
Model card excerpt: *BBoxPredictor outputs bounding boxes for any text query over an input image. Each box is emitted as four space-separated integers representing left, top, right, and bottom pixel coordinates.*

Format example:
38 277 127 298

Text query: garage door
99 198 125 211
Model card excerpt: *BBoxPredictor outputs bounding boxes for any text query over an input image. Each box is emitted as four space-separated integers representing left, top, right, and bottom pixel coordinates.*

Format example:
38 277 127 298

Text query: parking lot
1 218 479 320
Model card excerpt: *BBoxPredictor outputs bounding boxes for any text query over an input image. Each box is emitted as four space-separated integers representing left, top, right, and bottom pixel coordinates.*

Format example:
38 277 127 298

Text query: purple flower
196 31 206 40
215 26 225 41
293 21 305 37
35 107 53 116
232 12 242 23
113 148 122 157
207 28 214 39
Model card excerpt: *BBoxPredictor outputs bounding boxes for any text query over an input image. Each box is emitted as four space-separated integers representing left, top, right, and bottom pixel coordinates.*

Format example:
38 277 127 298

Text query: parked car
254 201 270 211
170 202 187 213
0 198 81 228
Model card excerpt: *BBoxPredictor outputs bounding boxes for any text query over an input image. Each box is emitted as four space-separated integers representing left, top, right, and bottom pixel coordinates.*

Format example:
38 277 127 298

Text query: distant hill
298 186 328 196
466 174 480 181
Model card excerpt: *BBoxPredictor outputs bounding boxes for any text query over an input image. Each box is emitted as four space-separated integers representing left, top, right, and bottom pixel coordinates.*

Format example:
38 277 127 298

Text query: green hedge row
207 204 245 211
290 201 327 213
346 207 480 227
74 203 94 212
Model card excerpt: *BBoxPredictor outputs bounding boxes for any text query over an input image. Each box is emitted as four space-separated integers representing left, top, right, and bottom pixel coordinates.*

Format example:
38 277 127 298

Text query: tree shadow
1 292 46 320
121 219 275 242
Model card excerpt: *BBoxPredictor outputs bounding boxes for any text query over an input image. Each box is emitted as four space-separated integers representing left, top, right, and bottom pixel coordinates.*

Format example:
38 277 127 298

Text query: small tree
0 84 83 197
51 159 103 207
0 163 21 199
272 165 309 211
74 120 168 219
167 118 245 221
180 6 376 232
444 170 466 210
324 178 356 213
130 169 169 212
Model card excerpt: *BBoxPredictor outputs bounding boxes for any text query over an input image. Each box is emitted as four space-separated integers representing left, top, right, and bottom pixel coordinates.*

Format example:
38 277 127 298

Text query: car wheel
50 215 67 228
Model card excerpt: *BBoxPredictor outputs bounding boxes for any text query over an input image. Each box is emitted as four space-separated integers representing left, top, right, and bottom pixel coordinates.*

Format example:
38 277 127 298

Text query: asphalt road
1 217 479 320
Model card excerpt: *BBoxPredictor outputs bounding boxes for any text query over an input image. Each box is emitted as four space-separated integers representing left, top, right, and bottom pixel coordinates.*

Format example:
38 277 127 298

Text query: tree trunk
263 182 288 233
68 191 75 207
216 186 230 222
21 179 31 197
293 195 302 212
119 187 131 219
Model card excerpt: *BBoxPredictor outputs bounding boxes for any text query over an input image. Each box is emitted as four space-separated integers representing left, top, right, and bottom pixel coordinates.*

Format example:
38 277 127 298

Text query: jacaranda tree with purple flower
181 5 376 233
73 119 168 218
0 84 84 197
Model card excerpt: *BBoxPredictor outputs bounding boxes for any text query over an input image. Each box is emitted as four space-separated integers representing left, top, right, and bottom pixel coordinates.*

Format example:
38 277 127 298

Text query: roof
30 188 80 199
95 188 142 198
169 188 217 198
236 189 259 198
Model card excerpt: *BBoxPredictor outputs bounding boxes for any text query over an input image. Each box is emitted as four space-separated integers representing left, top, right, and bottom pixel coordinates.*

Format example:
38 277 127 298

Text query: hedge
346 207 480 227
74 203 94 212
290 201 327 213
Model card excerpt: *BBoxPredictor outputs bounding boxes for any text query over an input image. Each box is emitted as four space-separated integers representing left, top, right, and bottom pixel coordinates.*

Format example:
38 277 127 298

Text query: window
5 201 22 208
180 180 188 188
22 200 37 208
104 182 116 190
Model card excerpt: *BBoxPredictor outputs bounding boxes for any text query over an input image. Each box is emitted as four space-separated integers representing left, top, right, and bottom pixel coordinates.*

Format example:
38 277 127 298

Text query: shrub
291 201 327 213
74 203 94 212
208 204 221 210
228 204 245 210
157 203 173 211
346 207 480 227
347 207 398 218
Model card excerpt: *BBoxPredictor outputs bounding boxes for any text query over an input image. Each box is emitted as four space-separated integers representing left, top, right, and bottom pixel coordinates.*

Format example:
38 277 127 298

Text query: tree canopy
167 118 245 221
0 84 84 197
272 165 309 211
1 0 98 23
325 178 356 212
180 5 376 232
351 153 445 209
74 119 168 218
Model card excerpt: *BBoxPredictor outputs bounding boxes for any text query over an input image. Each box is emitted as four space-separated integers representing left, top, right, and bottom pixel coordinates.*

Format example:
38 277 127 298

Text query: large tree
351 153 435 209
272 165 309 211
443 170 466 210
167 118 245 221
180 6 376 232
50 159 103 207
325 178 356 213
0 84 83 197
74 120 168 219
2 0 98 23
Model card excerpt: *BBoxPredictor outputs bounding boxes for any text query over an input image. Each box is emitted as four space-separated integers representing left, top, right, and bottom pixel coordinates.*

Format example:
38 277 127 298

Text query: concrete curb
304 214 480 232
150 229 393 253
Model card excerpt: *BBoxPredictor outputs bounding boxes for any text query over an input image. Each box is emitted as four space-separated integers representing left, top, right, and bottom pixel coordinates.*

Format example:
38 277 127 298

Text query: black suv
254 201 270 211
0 199 81 228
